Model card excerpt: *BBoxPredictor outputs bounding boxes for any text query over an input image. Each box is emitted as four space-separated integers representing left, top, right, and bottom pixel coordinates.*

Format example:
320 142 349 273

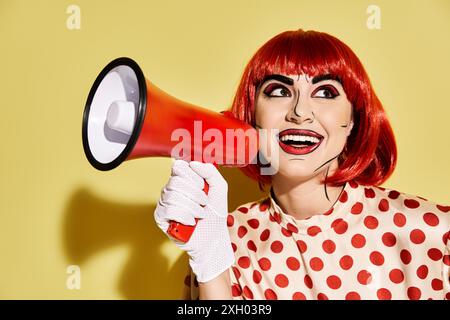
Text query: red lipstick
278 128 324 155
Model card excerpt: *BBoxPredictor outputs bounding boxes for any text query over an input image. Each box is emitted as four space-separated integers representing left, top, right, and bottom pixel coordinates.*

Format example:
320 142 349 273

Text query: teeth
280 134 320 143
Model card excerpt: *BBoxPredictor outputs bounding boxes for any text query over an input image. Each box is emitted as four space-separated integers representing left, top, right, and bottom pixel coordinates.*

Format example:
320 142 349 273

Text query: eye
263 83 292 98
312 85 340 99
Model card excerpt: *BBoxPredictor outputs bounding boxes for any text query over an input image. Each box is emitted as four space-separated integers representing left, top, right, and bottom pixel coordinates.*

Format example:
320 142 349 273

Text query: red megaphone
82 57 259 242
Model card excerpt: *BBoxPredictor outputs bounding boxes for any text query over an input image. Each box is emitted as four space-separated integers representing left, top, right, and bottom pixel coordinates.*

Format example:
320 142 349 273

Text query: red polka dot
232 266 241 280
404 199 420 209
410 229 425 244
237 207 248 214
310 257 324 271
292 292 306 300
423 212 439 227
264 289 277 300
339 190 348 203
270 241 283 253
252 270 262 284
296 240 307 253
431 278 443 291
307 226 322 236
238 256 250 269
339 255 353 270
357 270 372 285
237 226 247 238
393 212 406 227
364 216 379 229
351 202 363 215
275 274 289 288
322 239 336 254
323 207 334 216
443 231 449 246
446 292 450 300
243 286 253 299
258 258 271 271
400 249 412 264
349 180 358 188
286 257 300 271
436 204 450 213
377 288 392 300
389 269 404 283
231 284 242 297
382 232 397 247
259 200 269 211
231 242 237 252
416 265 428 279
286 223 298 233
260 229 270 241
407 287 421 300
331 219 348 235
281 227 292 237
364 188 376 198
247 218 259 229
370 251 385 266
345 292 361 300
317 293 329 300
378 199 389 212
427 248 443 261
443 255 450 266
351 234 366 248
388 190 400 199
304 275 313 289
273 212 282 224
227 215 234 227
247 240 257 252
326 275 342 289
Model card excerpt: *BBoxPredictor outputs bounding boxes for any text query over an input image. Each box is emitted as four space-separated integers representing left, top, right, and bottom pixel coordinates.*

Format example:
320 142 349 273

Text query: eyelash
311 85 340 99
263 84 291 98
262 84 340 99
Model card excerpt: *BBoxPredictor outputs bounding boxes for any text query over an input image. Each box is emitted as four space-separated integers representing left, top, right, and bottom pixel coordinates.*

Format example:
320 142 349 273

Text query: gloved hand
154 159 235 283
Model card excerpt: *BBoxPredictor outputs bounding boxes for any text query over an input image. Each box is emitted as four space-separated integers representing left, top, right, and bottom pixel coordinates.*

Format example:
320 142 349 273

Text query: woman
154 29 450 300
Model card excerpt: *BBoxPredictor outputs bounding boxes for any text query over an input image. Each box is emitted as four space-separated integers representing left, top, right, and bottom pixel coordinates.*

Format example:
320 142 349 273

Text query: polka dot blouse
183 181 450 300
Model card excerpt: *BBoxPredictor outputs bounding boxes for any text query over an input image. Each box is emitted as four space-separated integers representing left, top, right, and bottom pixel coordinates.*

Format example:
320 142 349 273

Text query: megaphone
82 57 258 242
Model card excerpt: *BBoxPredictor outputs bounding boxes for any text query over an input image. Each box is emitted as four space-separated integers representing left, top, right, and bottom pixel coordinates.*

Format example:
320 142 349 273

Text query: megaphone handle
167 179 209 243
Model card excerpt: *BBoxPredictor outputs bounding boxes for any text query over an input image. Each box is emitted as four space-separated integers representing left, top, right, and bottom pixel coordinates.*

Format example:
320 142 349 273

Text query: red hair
228 29 397 189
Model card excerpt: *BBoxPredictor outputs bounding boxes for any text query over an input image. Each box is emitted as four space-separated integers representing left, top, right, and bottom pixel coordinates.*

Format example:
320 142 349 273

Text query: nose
285 92 314 124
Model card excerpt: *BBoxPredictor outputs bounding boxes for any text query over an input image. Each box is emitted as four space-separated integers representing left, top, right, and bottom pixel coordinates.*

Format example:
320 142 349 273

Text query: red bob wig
228 29 397 188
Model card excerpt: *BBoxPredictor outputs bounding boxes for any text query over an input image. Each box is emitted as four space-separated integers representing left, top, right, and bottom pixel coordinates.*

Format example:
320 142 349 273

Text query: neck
270 164 345 220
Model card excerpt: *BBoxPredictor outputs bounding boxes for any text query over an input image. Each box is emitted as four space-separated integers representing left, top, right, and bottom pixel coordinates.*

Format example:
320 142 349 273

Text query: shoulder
358 183 450 244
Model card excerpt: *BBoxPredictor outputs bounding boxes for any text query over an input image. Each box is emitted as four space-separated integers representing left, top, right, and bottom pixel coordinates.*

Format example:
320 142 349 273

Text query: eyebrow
312 74 342 85
260 74 295 86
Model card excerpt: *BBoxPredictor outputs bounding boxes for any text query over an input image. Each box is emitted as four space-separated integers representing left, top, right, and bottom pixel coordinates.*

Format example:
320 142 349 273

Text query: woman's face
254 73 354 181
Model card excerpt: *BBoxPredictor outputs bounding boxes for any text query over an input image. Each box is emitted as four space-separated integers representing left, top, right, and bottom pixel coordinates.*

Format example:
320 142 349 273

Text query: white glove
154 159 235 283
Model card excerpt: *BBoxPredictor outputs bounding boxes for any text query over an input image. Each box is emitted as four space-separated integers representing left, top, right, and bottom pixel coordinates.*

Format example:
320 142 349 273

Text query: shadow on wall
62 166 267 299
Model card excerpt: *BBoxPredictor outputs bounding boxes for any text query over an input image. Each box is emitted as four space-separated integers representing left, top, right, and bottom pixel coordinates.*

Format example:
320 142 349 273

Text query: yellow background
0 0 449 299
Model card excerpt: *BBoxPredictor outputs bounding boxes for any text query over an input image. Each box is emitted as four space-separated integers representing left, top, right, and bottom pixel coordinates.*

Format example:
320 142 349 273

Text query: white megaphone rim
82 57 147 171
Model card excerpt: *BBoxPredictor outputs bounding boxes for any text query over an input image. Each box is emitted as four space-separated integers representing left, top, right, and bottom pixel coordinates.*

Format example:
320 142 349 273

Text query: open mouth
277 128 324 155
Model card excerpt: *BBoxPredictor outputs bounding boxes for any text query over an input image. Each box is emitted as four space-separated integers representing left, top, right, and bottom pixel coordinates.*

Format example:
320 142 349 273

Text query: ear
346 119 354 137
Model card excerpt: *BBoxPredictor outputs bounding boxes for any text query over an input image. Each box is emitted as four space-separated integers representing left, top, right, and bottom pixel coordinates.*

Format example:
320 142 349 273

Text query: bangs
250 30 359 101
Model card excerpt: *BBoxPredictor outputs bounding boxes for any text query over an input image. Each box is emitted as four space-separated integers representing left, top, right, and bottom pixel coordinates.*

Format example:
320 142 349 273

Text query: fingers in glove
172 160 204 189
163 205 206 226
161 190 207 218
164 175 208 206
189 161 227 195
